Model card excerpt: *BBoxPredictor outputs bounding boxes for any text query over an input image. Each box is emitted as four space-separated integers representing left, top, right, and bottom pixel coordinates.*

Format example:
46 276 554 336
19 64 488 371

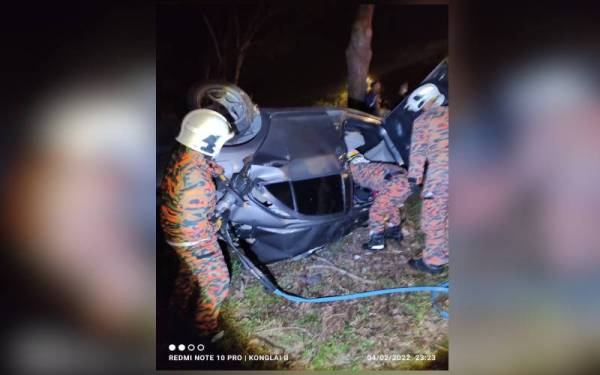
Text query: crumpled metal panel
250 110 345 182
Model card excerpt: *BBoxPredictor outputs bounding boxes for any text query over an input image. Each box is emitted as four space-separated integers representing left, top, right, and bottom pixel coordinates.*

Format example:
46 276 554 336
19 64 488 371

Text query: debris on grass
216 198 448 370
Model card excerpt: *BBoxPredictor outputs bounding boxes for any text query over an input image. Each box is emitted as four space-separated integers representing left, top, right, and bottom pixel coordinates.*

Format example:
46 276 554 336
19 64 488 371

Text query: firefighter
160 109 234 339
365 80 383 116
404 84 449 274
346 143 412 251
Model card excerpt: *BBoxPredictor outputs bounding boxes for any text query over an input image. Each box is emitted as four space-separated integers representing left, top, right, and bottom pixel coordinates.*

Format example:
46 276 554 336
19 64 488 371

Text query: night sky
157 2 447 131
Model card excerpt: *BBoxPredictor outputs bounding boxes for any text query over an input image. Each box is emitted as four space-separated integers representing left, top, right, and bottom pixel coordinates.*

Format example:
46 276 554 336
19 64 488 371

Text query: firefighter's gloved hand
215 175 228 190
347 149 369 165
216 191 236 215
208 160 225 176
213 216 223 230
408 177 419 195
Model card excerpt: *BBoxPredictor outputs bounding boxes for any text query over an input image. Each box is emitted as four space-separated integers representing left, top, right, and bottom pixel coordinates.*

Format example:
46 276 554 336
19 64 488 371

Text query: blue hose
274 283 449 319
222 224 448 317
431 282 449 318
274 284 448 303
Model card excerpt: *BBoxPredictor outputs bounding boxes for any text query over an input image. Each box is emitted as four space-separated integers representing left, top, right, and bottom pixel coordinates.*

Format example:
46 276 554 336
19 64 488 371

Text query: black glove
214 175 228 190
408 177 419 195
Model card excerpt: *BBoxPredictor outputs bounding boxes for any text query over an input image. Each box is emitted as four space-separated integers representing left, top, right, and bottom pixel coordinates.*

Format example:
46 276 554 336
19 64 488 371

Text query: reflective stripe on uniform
166 238 211 247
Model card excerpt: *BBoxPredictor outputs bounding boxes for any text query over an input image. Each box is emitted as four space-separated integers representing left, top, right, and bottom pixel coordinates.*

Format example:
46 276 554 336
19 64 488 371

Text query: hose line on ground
221 223 448 317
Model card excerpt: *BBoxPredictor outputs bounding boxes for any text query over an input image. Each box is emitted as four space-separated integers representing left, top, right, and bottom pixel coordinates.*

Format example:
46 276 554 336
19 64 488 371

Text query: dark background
2 1 600 373
157 1 448 142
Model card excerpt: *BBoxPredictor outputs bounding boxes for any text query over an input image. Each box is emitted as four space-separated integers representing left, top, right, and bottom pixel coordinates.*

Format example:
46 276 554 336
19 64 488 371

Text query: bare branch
255 326 312 336
231 3 283 84
203 14 223 64
242 2 276 48
308 265 377 285
251 335 287 352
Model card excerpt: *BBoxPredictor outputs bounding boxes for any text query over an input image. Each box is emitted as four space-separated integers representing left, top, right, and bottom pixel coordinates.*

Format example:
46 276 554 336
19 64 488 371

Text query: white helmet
175 109 234 157
404 83 445 112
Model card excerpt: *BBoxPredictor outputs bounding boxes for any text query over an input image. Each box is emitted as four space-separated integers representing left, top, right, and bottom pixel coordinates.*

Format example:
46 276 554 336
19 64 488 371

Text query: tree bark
345 4 374 110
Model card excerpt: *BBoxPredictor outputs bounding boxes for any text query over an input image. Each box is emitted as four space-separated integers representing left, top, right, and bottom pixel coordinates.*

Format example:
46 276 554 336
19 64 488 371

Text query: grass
403 194 422 223
230 257 243 276
298 312 319 328
403 294 432 326
312 335 352 369
213 196 448 370
360 338 377 350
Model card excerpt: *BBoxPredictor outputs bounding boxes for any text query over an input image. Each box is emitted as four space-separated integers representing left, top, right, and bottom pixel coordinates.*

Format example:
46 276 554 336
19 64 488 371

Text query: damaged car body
190 60 448 264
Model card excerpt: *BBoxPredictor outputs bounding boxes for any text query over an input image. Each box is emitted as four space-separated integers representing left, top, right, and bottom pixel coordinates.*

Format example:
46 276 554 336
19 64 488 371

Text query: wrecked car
188 60 448 264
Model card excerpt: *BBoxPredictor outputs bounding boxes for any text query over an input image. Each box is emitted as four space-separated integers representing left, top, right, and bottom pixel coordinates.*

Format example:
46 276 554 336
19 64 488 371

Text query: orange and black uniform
408 105 449 266
160 145 229 334
350 162 412 234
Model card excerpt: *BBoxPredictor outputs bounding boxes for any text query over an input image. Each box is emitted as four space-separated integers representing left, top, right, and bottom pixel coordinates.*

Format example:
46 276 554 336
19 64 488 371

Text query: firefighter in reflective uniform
404 84 449 274
160 109 234 339
347 149 412 251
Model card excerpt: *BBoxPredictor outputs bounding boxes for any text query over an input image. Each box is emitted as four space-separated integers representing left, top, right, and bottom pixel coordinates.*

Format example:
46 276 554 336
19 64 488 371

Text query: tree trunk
345 4 374 110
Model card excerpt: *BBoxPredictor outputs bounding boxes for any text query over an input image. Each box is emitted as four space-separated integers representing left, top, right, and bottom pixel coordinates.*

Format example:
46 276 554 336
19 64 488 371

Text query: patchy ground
217 196 448 370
